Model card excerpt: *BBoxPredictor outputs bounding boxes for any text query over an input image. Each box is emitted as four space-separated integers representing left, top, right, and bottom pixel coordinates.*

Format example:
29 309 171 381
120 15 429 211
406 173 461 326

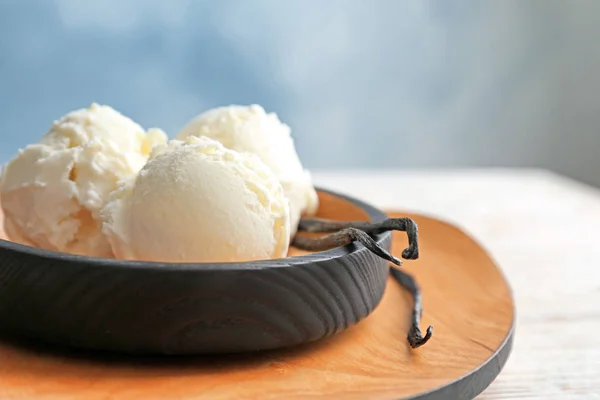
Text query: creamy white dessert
0 103 167 257
101 136 291 263
176 104 318 238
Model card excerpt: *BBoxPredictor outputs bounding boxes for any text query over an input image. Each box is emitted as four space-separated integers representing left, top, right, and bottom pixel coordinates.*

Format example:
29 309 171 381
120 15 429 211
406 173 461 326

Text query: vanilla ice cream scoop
176 104 318 238
0 103 167 257
101 135 291 263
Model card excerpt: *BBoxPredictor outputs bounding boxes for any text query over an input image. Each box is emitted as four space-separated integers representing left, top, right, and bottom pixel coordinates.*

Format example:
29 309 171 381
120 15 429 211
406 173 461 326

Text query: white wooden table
313 168 600 400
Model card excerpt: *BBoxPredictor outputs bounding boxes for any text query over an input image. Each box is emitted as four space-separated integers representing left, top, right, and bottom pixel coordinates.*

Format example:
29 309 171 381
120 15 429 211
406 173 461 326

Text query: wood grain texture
0 208 514 400
0 190 392 355
313 169 600 399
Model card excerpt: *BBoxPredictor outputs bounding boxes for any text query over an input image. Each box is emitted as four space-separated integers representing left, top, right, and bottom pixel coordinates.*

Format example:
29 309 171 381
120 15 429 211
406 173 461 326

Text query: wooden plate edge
384 209 516 400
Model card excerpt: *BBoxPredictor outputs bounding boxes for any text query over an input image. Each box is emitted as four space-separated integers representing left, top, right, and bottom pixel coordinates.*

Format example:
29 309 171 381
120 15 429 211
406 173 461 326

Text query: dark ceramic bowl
0 188 392 355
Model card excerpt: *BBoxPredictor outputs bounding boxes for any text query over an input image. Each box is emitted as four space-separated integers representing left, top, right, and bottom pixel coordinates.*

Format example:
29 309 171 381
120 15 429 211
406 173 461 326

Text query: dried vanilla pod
294 217 419 261
294 216 432 348
389 266 433 348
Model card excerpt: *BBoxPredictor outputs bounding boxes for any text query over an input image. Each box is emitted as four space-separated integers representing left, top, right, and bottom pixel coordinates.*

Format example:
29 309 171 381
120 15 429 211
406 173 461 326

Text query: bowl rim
0 187 390 271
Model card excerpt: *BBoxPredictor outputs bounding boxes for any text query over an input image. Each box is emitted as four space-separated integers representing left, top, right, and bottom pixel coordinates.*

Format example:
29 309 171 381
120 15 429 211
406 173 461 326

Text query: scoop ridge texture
0 103 167 257
102 136 291 263
176 104 318 238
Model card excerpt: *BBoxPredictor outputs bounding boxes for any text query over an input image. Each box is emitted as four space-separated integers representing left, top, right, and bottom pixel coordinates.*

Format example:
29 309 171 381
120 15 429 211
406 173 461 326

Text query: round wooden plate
0 200 514 399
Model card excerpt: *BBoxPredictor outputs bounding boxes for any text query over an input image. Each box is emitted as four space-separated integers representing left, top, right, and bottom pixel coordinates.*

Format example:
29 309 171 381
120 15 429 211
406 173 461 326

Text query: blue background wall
1 0 599 185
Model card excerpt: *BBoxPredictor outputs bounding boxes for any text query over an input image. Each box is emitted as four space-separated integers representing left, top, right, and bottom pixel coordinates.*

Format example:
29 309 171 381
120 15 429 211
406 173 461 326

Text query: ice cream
101 135 291 263
0 103 167 257
176 104 318 238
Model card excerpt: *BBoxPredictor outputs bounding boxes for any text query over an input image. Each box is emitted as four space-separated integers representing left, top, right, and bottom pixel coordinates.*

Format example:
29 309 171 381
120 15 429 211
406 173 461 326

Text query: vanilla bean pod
389 267 433 348
294 216 431 348
292 227 403 266
297 217 419 260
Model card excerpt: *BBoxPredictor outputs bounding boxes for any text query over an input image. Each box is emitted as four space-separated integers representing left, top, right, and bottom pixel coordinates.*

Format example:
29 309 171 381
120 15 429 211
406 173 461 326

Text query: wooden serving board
0 207 514 400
